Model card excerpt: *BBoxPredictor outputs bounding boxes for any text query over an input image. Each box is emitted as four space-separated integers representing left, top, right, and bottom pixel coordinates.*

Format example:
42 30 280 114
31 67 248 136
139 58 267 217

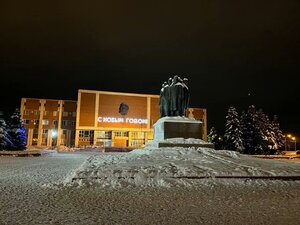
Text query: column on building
37 100 46 146
57 100 63 146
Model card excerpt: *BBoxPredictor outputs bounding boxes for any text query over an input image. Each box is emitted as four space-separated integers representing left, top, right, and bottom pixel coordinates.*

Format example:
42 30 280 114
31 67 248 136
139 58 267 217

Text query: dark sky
1 0 299 138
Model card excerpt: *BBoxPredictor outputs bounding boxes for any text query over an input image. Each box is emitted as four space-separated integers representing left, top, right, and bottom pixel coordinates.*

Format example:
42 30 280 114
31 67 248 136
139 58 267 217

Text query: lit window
130 140 145 147
131 132 145 139
97 131 112 139
114 131 129 137
23 119 30 125
53 111 58 116
79 130 92 138
79 130 94 142
42 120 49 125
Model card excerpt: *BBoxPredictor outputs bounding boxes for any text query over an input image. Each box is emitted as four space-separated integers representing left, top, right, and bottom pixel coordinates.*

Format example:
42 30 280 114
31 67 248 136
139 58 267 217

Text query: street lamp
285 134 297 151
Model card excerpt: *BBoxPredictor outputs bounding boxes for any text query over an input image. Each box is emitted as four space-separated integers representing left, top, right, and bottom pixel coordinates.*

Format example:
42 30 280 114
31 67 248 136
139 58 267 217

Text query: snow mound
160 138 206 144
145 138 208 148
67 147 300 188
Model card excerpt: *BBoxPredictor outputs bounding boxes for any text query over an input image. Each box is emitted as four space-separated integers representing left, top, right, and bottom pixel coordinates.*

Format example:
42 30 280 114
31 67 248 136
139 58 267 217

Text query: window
23 119 30 125
32 128 39 146
42 130 48 145
114 131 129 137
42 120 49 125
53 120 58 126
34 120 39 126
62 120 67 126
24 110 30 115
67 121 73 126
79 130 93 138
79 130 94 142
63 112 68 117
53 111 58 117
97 131 112 139
131 132 145 139
71 121 76 126
130 140 145 147
72 112 76 117
44 111 50 116
34 110 40 115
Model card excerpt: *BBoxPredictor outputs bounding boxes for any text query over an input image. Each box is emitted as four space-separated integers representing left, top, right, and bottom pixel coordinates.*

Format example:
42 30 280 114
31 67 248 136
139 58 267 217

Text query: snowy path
0 152 95 186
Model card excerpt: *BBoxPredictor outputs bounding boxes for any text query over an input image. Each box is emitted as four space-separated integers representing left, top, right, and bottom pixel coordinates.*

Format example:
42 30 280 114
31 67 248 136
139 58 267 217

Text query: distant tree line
208 105 285 155
0 109 27 151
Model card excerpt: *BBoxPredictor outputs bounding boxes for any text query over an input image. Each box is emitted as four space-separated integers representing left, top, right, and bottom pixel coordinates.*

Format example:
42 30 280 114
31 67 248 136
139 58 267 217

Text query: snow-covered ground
69 147 300 188
1 149 300 224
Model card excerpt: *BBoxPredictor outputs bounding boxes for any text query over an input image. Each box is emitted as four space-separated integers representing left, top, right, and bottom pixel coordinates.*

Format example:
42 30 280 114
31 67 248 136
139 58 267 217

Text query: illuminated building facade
21 90 207 148
20 98 77 147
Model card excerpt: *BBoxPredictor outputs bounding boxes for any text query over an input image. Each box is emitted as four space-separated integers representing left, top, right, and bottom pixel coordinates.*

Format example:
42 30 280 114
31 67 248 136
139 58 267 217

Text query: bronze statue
159 82 169 117
159 75 190 118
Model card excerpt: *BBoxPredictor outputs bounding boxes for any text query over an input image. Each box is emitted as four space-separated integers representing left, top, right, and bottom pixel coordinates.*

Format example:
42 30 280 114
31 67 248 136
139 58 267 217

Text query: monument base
152 117 214 149
154 117 203 141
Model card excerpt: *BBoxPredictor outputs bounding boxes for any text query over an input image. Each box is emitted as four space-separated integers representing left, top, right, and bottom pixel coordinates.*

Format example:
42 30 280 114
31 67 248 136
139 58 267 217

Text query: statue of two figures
159 75 190 118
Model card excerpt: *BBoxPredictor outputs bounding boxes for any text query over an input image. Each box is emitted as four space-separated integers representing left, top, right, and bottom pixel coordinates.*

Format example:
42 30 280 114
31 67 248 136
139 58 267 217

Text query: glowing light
52 130 57 137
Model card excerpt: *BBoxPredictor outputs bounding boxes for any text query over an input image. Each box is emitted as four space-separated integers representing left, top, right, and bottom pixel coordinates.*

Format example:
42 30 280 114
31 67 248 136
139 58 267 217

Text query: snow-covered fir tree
257 109 277 153
224 105 243 151
0 118 13 150
8 109 27 150
240 105 264 154
272 115 285 151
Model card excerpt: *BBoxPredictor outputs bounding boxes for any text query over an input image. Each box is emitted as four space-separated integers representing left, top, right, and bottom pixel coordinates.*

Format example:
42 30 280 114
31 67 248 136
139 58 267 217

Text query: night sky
1 0 299 138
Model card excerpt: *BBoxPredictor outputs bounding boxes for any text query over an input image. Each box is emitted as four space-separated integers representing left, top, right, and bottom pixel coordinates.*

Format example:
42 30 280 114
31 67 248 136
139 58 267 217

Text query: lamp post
291 137 297 151
285 134 290 151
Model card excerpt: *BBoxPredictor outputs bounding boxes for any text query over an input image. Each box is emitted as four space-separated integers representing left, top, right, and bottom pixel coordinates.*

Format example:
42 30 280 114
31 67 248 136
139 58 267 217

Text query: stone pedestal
151 117 214 149
154 117 203 142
